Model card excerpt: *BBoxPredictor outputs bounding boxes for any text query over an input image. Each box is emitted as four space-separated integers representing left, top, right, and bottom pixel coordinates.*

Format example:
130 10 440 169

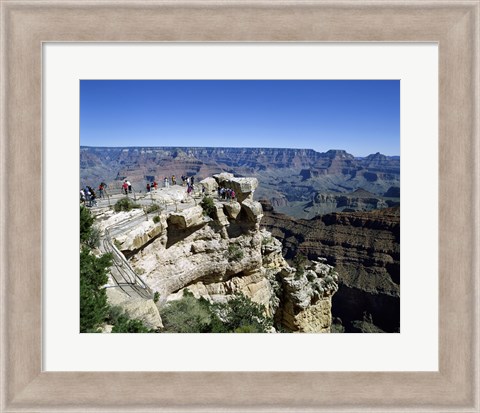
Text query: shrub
146 204 160 214
200 196 216 218
211 293 272 333
160 290 213 333
114 197 141 212
228 244 244 262
153 215 161 224
159 291 272 333
153 291 160 303
262 236 273 246
111 314 153 333
234 324 260 333
293 253 307 278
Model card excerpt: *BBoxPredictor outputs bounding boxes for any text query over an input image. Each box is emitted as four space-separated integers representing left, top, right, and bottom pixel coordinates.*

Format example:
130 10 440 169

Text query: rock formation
260 200 400 332
96 174 339 333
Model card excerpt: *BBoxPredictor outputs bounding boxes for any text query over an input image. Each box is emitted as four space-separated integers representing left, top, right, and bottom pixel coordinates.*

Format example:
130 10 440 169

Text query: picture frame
1 1 478 411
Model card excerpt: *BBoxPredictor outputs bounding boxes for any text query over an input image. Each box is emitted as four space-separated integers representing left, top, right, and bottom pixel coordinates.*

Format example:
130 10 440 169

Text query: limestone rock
241 199 264 223
277 260 339 332
107 288 163 330
213 202 229 226
168 205 204 228
223 201 241 219
213 172 235 183
283 298 332 333
214 173 258 203
114 216 166 252
199 177 218 195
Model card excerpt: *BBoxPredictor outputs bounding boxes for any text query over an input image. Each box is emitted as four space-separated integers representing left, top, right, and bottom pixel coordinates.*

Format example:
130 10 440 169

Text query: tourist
153 181 158 190
164 177 169 188
231 190 236 201
86 186 97 207
80 189 86 205
146 183 151 193
98 183 104 198
122 180 128 195
172 175 176 185
127 180 132 193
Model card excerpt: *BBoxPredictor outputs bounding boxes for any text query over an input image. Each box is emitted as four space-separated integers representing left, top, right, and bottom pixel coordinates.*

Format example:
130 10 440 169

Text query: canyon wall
260 201 400 332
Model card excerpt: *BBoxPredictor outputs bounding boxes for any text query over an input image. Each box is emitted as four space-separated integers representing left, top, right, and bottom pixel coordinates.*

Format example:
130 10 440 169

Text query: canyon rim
80 80 400 334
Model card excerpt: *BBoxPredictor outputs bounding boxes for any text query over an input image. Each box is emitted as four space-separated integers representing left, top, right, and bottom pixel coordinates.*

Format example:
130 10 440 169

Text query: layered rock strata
98 175 339 332
260 201 400 332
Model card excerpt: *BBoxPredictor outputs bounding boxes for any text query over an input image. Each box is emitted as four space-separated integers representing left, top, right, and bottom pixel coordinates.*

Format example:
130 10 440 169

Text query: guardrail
103 225 154 300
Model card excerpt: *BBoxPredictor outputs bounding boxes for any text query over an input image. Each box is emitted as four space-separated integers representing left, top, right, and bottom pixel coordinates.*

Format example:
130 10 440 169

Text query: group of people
181 175 194 187
81 174 203 204
146 181 159 192
218 187 236 201
80 185 98 207
146 174 197 195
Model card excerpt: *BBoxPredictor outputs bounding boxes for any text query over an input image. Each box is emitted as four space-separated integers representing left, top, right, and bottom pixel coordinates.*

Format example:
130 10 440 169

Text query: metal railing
102 226 154 300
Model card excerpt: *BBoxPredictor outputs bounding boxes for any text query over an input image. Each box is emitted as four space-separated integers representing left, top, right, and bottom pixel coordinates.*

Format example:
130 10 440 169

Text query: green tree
80 206 94 245
80 248 112 332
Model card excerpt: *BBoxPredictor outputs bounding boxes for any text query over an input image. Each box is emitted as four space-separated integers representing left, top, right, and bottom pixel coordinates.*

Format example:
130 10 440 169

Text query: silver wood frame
1 1 479 412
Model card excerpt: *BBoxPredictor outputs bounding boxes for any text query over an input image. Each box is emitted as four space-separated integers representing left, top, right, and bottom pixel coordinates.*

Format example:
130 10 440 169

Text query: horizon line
80 145 400 158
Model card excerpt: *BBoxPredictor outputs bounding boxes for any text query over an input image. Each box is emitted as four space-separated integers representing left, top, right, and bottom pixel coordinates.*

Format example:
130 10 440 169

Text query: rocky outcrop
241 199 264 226
102 175 340 333
260 201 400 332
199 177 218 196
168 206 205 229
277 260 339 333
113 216 167 253
223 201 241 219
106 288 163 330
214 173 258 203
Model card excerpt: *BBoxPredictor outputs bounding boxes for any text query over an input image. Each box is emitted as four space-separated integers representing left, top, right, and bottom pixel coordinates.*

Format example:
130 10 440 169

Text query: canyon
81 146 399 219
83 146 400 333
260 200 400 332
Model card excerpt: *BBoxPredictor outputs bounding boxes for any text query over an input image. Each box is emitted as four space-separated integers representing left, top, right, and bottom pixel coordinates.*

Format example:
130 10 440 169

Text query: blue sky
80 80 399 157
